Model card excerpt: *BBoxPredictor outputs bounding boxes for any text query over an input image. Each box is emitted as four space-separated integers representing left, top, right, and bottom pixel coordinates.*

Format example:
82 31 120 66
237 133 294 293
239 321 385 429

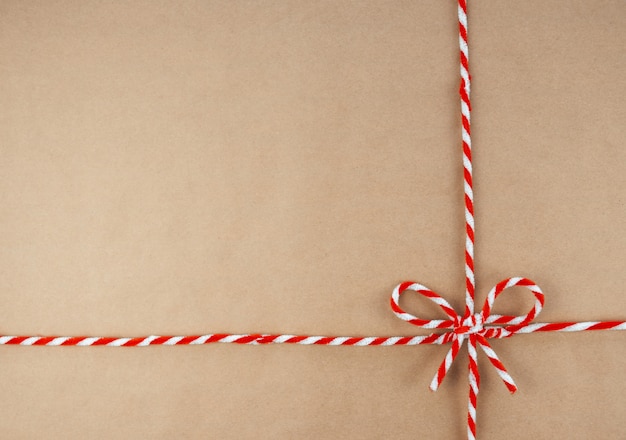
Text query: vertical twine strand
458 0 474 318
458 1 478 438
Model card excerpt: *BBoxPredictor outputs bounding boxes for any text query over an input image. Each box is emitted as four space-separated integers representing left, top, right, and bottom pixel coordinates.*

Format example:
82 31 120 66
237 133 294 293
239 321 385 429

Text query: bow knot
390 277 544 394
454 314 484 335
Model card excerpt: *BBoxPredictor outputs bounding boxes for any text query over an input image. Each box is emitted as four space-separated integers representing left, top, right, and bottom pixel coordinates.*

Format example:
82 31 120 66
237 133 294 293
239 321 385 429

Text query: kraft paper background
1 1 625 438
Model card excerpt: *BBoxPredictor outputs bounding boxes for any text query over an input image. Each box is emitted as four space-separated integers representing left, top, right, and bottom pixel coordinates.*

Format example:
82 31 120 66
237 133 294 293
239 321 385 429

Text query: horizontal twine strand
1 321 624 347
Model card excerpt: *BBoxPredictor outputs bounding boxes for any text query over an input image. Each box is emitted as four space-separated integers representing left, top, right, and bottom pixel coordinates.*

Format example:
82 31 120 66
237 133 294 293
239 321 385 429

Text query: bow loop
482 277 544 329
390 281 459 330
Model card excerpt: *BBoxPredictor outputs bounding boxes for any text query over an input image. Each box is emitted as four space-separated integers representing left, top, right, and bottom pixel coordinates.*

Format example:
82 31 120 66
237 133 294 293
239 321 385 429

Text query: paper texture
1 1 624 438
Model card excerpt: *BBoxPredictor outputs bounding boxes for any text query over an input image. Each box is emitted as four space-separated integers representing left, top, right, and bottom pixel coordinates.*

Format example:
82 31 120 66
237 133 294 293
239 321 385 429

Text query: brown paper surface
1 1 625 438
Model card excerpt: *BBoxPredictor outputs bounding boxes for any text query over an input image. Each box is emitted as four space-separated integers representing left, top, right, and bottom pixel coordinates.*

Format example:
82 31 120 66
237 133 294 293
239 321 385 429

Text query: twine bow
391 277 544 393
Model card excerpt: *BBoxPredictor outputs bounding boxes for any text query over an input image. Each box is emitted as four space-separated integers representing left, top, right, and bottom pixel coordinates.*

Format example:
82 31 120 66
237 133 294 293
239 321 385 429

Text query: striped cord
2 1 625 439
457 1 480 436
2 312 624 348
459 0 475 319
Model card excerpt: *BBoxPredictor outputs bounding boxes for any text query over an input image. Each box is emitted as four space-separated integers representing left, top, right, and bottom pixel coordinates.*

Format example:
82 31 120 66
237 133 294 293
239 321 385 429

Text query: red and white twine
459 0 475 319
4 1 625 438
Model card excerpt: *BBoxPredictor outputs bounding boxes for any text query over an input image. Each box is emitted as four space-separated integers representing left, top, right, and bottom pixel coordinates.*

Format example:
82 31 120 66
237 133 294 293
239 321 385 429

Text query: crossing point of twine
2 1 625 439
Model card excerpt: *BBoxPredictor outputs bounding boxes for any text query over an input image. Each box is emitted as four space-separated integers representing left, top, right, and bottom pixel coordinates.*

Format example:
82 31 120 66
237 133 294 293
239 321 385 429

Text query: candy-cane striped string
3 1 625 439
2 294 623 348
459 0 474 319
3 282 623 438
457 1 479 436
1 296 624 440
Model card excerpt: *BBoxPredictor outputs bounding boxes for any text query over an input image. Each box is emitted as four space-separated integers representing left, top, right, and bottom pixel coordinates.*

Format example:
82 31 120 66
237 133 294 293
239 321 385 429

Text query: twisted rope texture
2 1 625 438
